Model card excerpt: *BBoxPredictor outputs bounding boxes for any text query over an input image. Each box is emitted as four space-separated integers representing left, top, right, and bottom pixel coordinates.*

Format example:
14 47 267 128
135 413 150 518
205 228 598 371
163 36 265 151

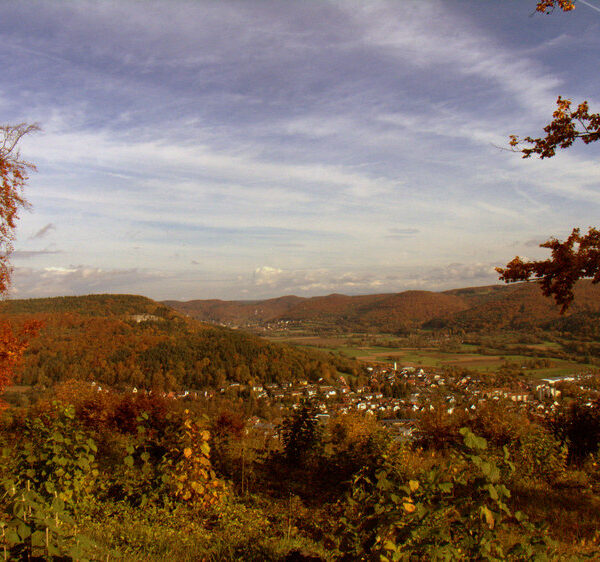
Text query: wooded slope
165 281 600 333
0 294 358 390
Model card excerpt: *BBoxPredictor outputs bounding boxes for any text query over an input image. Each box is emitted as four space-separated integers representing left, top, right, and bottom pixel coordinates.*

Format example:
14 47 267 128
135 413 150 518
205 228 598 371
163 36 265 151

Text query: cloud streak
29 223 55 239
0 1 598 300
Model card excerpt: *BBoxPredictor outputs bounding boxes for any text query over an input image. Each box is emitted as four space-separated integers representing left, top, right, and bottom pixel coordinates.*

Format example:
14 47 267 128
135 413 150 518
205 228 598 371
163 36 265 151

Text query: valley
1 285 599 559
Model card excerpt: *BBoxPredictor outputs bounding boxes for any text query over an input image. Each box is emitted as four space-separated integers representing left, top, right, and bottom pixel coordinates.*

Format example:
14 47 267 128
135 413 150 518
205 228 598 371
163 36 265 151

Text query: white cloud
1 1 598 301
10 265 165 298
348 1 562 115
244 262 501 299
253 266 284 286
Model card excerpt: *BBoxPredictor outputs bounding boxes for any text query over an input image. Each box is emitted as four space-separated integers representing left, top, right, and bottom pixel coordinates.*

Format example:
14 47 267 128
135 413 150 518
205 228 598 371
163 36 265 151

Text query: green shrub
333 428 554 560
10 403 98 502
0 403 98 559
110 409 227 509
514 426 567 483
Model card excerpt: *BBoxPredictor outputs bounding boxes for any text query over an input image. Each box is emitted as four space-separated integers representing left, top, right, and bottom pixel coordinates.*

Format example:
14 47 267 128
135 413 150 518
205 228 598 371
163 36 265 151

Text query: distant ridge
163 280 600 333
2 294 176 318
162 295 303 325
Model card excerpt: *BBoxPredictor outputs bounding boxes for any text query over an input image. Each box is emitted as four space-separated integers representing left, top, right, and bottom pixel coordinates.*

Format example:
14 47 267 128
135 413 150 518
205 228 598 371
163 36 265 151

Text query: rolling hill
164 280 600 334
0 294 359 390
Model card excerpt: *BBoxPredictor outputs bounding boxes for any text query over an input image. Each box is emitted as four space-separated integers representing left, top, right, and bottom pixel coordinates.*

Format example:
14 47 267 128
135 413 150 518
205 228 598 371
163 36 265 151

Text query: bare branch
0 123 40 168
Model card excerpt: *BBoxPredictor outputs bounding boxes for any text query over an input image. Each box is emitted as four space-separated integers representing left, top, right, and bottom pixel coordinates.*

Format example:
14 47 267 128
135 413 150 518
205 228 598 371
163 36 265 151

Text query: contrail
579 0 600 14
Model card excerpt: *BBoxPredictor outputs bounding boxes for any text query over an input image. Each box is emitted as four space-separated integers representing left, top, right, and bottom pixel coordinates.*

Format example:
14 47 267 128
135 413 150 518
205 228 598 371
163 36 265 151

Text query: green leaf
17 521 31 539
4 528 19 546
124 455 134 467
30 530 46 548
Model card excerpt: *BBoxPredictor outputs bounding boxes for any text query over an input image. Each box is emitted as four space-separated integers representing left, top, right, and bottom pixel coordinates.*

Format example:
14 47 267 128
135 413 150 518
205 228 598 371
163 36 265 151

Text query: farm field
267 334 592 380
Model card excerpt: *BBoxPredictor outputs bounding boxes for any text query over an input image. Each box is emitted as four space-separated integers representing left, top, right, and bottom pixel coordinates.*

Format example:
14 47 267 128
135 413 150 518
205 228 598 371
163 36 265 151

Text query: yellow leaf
184 447 192 458
409 480 419 492
481 506 495 529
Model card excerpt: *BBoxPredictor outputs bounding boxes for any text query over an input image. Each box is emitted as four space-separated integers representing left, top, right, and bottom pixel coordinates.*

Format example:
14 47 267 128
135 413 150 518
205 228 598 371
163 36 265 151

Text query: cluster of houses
106 362 599 442
216 364 599 440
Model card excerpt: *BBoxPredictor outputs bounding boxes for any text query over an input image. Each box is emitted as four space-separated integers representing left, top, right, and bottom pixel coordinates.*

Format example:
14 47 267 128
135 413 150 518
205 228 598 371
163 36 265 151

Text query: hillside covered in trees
0 295 360 390
164 280 600 334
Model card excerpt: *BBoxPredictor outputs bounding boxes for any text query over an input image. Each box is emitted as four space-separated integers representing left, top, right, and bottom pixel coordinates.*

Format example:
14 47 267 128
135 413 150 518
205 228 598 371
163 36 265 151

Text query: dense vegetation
0 295 360 391
0 293 599 559
1 383 599 559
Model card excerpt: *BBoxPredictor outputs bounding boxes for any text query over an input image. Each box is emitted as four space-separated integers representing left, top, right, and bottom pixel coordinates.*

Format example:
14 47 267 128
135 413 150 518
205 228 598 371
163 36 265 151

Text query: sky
1 0 599 301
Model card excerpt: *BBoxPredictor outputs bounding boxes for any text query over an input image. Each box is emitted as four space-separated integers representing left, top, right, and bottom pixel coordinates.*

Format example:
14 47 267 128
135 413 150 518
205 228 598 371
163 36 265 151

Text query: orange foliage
0 320 41 394
51 379 171 433
509 97 600 159
0 123 39 294
497 228 600 312
502 4 600 311
535 0 575 13
0 124 40 395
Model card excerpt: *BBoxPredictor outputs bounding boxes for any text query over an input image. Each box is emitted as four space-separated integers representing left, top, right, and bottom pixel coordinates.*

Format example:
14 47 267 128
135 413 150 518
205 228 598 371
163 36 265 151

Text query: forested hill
163 291 470 332
164 280 600 333
0 294 359 390
438 281 600 332
161 295 304 325
1 294 175 318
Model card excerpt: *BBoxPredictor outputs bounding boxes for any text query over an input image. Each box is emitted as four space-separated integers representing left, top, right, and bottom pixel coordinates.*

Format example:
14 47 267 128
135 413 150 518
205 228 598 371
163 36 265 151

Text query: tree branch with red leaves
0 123 40 294
0 123 41 395
497 228 600 313
509 97 600 159
535 0 575 14
498 3 600 311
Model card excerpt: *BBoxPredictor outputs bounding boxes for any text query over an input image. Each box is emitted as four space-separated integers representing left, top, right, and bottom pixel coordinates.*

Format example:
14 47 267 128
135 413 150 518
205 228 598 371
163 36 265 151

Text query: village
123 362 600 441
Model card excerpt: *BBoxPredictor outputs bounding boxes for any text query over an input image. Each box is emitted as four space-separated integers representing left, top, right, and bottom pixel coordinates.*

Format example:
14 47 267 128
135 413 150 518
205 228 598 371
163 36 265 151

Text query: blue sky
2 0 600 300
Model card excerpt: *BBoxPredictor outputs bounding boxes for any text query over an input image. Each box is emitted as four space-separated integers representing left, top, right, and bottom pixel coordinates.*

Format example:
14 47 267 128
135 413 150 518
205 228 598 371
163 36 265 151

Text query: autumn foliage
509 96 600 159
497 227 600 312
535 0 575 14
0 320 41 395
501 2 600 310
0 124 38 294
0 123 40 393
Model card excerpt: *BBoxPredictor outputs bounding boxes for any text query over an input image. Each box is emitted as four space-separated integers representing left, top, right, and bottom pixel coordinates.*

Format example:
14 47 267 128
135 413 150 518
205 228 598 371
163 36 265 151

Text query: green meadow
268 334 593 380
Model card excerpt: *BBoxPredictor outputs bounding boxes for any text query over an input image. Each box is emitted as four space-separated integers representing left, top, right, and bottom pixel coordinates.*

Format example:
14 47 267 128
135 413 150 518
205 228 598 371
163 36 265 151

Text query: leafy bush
514 426 567 483
333 428 554 560
5 402 98 501
110 409 227 509
0 403 98 559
